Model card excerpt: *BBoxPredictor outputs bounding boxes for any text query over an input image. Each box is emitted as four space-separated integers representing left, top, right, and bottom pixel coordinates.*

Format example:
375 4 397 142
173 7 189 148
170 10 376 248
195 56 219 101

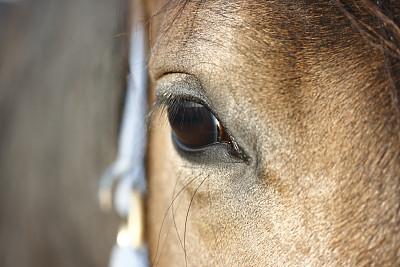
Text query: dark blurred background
0 0 128 266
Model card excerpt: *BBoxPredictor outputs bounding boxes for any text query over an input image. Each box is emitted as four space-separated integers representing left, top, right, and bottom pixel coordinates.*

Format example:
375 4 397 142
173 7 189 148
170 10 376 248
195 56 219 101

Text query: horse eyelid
150 94 211 122
150 97 251 164
151 71 251 162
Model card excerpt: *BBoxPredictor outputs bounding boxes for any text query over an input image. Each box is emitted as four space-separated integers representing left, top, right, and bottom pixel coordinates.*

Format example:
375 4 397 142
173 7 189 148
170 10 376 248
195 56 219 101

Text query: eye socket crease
151 73 251 164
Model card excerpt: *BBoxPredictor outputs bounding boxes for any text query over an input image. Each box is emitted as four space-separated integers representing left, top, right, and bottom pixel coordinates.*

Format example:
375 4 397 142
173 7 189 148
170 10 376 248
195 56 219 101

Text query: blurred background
0 0 130 266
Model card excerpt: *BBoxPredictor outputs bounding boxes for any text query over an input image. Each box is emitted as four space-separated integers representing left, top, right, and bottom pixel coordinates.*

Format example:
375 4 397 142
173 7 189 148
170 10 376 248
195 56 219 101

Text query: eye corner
230 139 252 164
167 101 251 164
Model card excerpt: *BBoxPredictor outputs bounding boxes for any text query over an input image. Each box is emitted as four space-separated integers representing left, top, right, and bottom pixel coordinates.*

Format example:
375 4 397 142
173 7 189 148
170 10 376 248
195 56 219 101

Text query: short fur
146 0 400 265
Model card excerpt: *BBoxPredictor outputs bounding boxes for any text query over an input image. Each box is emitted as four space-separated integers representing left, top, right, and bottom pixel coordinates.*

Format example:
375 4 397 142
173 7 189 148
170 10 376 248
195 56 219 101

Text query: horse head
146 0 400 265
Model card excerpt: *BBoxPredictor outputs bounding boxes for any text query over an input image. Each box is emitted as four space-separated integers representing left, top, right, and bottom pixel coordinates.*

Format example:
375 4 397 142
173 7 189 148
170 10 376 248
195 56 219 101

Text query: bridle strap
98 0 149 265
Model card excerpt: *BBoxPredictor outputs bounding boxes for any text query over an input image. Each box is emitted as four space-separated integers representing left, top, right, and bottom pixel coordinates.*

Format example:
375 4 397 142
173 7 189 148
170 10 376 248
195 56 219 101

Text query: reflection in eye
167 100 231 149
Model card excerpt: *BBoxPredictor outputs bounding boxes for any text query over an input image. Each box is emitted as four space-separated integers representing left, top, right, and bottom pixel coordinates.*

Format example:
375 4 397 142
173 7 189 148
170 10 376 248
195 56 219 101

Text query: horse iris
167 100 229 149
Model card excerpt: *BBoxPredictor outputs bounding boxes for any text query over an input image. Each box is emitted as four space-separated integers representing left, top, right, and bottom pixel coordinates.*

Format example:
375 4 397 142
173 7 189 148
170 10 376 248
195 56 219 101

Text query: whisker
152 174 202 265
171 177 187 253
183 175 209 267
153 173 181 266
156 178 187 266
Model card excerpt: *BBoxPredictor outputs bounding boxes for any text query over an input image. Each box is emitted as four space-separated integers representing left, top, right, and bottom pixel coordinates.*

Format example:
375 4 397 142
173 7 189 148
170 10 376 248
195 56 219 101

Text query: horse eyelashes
166 99 232 149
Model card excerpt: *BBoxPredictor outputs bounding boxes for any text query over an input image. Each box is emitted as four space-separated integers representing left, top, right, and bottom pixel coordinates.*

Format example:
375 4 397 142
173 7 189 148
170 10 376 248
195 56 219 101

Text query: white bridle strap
98 0 149 266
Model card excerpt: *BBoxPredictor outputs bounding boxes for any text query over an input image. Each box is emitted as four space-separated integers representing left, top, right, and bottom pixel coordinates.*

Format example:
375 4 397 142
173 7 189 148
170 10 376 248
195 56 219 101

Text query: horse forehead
149 0 387 174
150 0 368 114
150 0 355 83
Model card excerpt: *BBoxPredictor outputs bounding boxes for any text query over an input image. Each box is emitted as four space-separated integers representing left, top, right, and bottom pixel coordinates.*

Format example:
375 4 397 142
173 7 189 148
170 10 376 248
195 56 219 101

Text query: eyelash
167 99 231 148
150 96 250 163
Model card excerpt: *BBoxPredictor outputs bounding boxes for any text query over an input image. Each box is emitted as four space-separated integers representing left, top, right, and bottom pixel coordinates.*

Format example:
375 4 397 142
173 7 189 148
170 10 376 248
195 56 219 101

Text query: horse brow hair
337 0 400 112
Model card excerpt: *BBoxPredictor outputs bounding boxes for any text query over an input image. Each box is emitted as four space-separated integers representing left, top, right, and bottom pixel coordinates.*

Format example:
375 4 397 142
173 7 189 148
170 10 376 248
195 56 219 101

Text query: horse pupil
167 100 218 148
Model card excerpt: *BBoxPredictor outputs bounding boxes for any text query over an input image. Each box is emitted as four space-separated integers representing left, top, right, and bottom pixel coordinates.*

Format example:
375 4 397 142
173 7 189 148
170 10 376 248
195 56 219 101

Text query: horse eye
167 100 231 149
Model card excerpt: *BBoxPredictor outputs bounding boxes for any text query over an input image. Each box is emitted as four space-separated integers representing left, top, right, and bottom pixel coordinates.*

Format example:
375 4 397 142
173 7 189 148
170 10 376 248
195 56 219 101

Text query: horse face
147 0 400 265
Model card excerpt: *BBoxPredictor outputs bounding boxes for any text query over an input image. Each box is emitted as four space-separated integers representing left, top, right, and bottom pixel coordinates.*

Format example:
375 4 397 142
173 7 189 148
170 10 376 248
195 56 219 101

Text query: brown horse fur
146 0 400 265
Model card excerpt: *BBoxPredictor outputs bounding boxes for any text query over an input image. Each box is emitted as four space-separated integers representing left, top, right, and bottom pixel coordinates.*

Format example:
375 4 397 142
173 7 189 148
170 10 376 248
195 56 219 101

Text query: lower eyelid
168 118 251 165
171 133 246 165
